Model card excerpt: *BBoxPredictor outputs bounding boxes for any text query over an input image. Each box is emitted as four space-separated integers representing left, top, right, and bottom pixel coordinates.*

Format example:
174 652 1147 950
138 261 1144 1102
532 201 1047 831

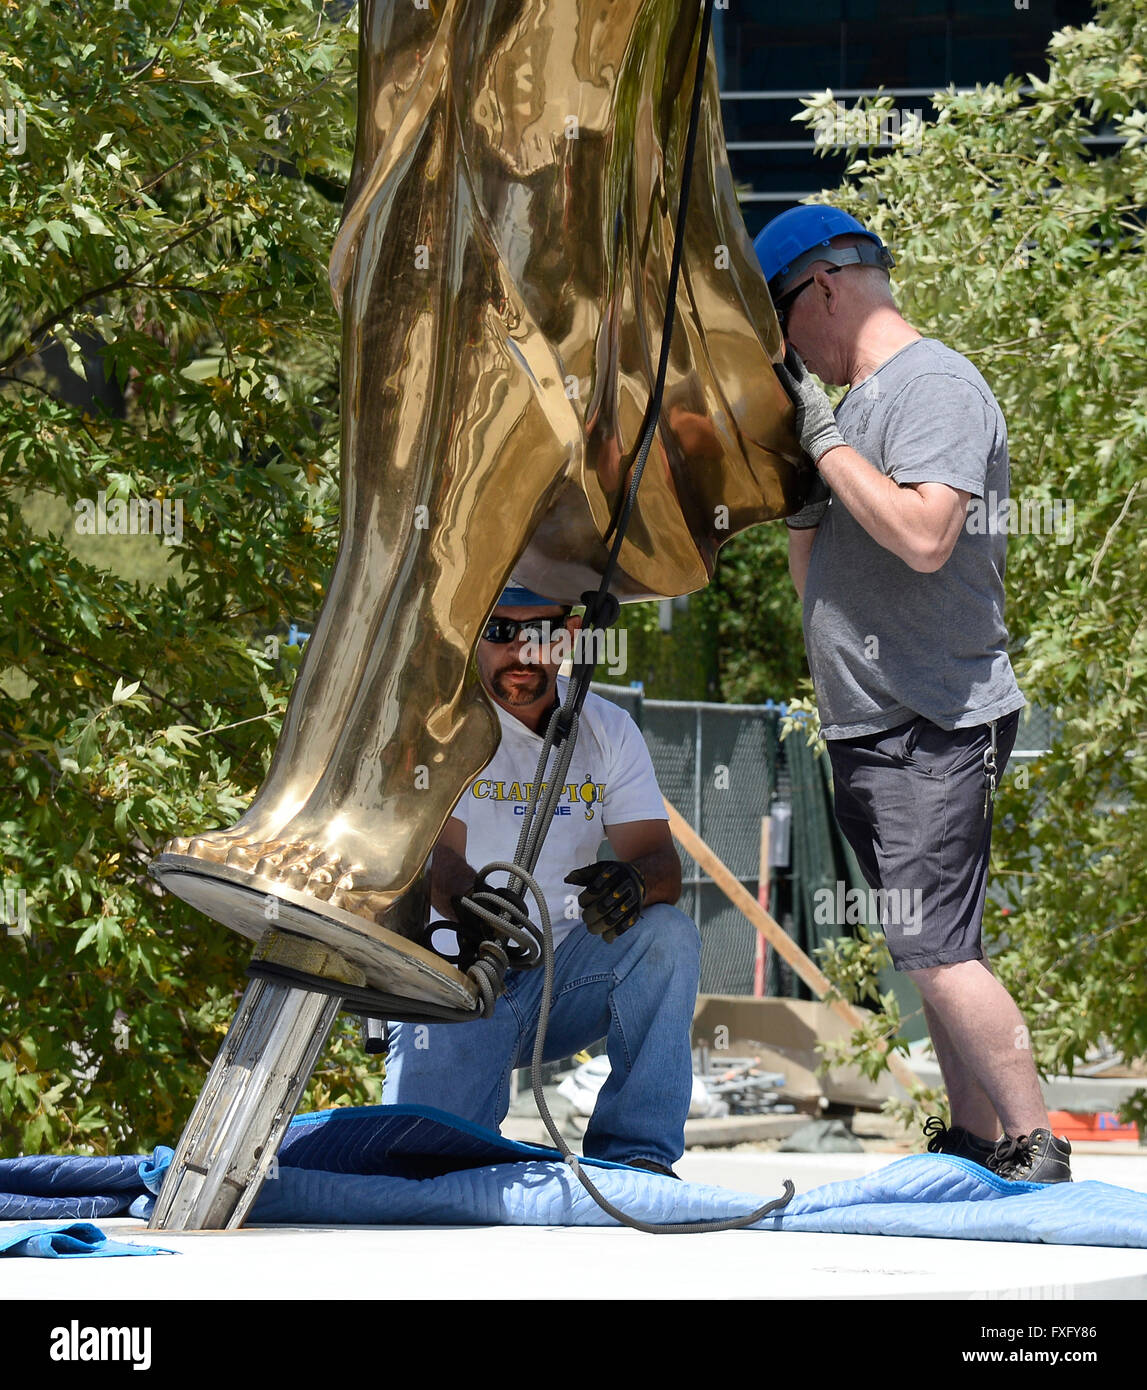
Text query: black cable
572 0 720 701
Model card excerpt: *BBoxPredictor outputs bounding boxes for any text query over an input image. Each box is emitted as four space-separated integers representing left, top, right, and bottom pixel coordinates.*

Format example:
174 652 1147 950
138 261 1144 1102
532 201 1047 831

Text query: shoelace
992 1132 1040 1175
922 1115 951 1153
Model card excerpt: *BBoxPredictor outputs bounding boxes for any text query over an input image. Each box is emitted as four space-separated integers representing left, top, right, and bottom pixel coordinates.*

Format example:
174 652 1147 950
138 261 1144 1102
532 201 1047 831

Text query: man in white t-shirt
381 585 701 1176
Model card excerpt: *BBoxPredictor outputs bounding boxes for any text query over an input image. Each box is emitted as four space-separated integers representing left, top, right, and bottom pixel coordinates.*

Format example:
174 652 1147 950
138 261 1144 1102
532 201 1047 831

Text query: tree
0 1 365 1155
711 523 810 704
792 0 1147 1122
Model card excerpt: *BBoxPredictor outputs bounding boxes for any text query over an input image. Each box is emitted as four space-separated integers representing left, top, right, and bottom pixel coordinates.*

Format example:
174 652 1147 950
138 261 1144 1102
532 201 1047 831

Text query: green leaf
45 220 75 252
203 60 249 96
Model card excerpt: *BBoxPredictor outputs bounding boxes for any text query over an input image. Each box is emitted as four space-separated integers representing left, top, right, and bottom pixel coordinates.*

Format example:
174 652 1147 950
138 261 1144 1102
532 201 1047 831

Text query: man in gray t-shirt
752 205 1069 1185
805 337 1025 738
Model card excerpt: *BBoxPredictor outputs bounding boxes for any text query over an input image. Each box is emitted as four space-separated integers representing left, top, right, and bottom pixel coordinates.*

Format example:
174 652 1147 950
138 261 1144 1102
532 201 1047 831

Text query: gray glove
785 468 831 529
774 348 846 465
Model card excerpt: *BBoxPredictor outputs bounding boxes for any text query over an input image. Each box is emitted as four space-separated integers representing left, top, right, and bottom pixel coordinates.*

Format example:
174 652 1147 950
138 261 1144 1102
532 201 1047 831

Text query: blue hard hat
498 583 562 608
754 206 891 296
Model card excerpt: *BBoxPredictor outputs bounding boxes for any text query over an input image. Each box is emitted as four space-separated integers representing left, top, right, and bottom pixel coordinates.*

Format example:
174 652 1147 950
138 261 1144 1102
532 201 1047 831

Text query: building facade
716 0 1095 236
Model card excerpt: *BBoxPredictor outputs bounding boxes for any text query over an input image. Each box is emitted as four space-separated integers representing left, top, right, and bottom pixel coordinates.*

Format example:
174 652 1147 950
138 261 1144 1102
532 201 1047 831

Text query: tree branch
126 0 187 80
23 621 207 731
1087 479 1141 590
0 373 105 449
0 212 227 376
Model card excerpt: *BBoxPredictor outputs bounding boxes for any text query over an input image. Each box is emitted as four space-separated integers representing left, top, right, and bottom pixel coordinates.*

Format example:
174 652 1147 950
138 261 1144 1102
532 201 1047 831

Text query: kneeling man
382 585 700 1176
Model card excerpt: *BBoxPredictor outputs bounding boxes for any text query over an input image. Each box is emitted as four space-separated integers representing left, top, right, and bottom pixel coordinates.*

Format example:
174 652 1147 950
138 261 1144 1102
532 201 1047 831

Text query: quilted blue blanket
3 1105 1145 1248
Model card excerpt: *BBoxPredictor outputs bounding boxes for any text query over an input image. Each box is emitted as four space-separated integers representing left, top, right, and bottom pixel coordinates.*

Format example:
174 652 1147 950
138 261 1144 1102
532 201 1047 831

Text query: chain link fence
592 683 1054 1000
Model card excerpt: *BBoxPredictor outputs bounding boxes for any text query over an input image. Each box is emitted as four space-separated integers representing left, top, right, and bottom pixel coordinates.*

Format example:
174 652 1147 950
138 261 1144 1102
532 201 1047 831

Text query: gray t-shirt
804 338 1025 739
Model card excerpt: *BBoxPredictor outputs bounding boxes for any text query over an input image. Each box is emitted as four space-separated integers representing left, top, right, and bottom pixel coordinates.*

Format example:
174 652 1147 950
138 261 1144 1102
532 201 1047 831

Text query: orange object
1047 1110 1140 1142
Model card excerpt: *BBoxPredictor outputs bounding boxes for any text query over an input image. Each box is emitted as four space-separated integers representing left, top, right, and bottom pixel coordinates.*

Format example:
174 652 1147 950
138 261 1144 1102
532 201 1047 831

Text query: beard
491 665 549 705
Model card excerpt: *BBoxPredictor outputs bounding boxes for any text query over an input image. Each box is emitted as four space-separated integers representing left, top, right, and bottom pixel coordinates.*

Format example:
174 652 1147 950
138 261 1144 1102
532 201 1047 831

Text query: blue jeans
381 903 701 1167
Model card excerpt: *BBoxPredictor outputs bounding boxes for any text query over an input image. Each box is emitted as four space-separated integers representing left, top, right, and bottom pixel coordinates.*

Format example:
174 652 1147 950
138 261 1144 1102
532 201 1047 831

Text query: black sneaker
922 1115 997 1167
989 1128 1073 1184
625 1158 680 1180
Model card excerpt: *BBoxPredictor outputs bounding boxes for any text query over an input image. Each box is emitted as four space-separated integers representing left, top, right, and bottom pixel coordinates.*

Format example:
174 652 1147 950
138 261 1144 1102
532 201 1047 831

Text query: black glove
564 861 646 943
785 467 831 529
773 347 846 465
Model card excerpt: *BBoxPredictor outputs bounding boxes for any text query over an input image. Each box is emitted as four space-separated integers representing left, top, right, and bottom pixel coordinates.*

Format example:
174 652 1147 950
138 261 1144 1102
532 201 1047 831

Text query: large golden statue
153 0 802 1013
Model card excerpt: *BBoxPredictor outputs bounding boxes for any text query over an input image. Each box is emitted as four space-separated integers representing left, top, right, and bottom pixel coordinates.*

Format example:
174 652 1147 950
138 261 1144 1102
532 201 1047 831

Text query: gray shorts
825 710 1020 971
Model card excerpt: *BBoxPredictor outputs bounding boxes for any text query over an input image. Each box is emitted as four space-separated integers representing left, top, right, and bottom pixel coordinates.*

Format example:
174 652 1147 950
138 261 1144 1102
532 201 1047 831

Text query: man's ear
566 613 583 634
817 267 841 315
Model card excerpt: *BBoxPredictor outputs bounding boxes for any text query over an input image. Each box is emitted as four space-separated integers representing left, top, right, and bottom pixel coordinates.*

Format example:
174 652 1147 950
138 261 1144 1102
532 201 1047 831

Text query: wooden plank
753 814 769 997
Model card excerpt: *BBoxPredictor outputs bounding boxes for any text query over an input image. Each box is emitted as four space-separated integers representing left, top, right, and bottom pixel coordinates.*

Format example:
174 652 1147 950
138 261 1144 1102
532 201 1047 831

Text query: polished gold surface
158 0 804 974
151 855 480 1008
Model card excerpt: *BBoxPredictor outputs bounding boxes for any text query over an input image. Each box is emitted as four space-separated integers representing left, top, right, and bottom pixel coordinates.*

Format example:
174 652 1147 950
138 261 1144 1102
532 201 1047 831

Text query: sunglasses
481 613 571 645
774 264 844 330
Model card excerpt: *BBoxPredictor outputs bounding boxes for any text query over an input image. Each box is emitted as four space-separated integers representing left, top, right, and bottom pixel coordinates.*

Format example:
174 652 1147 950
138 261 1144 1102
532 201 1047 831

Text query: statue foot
163 790 316 861
150 847 467 1008
160 831 411 926
165 825 261 862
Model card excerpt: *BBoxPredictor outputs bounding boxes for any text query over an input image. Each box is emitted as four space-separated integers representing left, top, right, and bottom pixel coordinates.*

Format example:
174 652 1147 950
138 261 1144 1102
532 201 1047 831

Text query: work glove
564 860 646 944
784 467 831 529
774 347 846 466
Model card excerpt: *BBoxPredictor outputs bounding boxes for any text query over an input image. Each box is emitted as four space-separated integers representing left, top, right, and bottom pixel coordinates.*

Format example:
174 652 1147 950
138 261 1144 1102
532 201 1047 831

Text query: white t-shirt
443 679 667 949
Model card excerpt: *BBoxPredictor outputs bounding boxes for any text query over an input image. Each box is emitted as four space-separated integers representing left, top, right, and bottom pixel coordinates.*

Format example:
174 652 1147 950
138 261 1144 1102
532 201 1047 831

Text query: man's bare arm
429 816 475 918
604 818 682 906
815 444 970 572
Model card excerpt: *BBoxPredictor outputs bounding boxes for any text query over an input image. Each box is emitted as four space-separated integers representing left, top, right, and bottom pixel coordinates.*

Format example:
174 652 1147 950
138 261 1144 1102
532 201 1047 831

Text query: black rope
565 0 724 719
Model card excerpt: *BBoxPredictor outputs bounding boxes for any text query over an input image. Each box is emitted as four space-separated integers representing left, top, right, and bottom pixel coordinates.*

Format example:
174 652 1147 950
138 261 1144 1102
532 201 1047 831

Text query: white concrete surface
6 1218 1147 1301
676 1148 1147 1195
5 1150 1147 1301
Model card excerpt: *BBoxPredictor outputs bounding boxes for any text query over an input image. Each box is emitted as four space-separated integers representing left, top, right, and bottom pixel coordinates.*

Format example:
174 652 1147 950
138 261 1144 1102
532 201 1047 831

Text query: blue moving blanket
0 1222 173 1258
3 1105 1146 1247
0 1150 169 1221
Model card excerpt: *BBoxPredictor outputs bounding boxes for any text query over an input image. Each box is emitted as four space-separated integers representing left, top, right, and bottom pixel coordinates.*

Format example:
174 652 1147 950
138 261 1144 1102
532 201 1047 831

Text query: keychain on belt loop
983 719 999 820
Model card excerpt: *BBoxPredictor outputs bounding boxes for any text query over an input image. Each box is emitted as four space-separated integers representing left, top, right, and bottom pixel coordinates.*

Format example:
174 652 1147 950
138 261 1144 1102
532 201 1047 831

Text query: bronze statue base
150 853 479 1016
147 915 481 1232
